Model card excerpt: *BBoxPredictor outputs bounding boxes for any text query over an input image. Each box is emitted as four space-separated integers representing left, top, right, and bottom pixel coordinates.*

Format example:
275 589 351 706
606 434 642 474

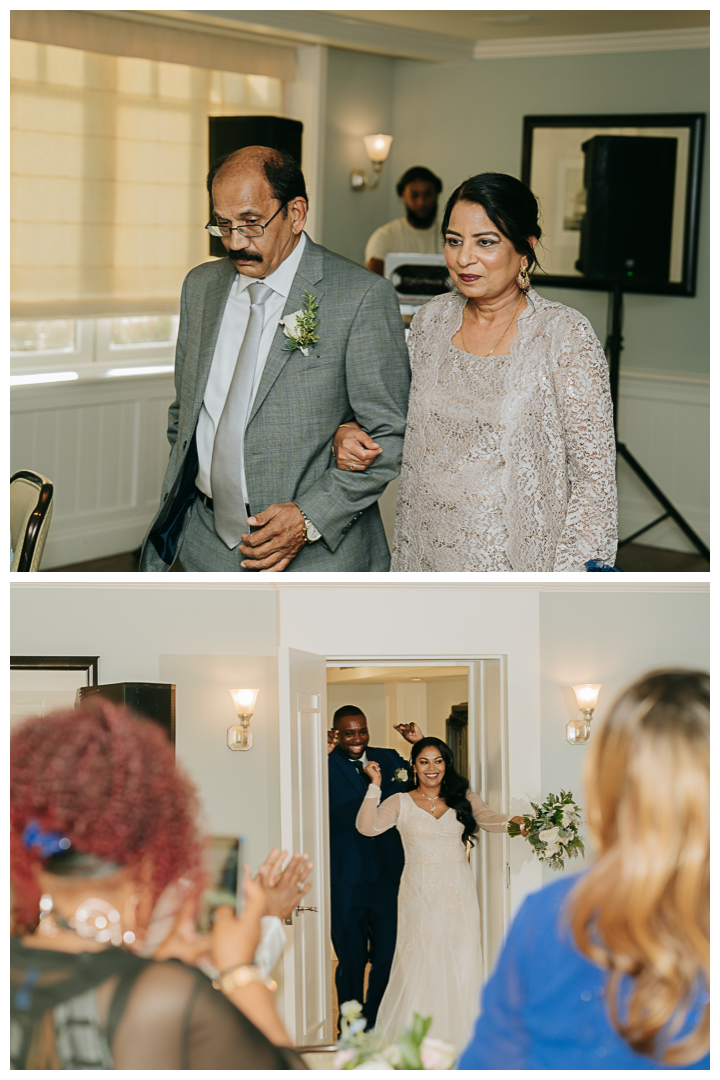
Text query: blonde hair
569 670 709 1064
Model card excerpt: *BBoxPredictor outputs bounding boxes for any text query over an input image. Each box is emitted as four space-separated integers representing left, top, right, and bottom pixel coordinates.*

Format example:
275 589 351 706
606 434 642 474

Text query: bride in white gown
356 737 524 1054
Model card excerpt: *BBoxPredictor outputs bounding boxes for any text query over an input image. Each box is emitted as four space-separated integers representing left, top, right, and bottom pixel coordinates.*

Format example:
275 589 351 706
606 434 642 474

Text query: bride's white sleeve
467 790 508 833
356 786 401 835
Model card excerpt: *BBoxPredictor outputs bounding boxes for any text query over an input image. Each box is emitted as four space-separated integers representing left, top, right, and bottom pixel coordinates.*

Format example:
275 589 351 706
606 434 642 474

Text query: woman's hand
333 421 383 472
510 815 530 837
257 849 313 922
364 761 382 785
211 867 266 974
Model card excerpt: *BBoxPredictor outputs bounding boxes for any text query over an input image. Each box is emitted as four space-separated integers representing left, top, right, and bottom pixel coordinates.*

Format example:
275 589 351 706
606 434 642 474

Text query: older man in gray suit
140 146 409 572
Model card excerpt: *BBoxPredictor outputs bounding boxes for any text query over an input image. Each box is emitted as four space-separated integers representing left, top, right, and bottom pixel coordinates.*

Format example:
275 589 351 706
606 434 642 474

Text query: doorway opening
324 656 508 1040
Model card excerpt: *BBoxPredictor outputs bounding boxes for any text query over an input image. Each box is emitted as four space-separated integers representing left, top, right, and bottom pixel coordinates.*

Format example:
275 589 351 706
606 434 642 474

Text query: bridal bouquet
333 1001 455 1070
507 790 585 871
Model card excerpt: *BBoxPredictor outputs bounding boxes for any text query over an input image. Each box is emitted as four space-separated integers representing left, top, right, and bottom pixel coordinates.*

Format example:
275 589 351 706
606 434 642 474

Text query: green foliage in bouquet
334 1001 456 1070
507 790 585 871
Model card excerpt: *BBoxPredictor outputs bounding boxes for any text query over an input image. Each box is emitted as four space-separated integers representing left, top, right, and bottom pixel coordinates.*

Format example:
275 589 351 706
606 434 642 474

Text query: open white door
277 647 332 1047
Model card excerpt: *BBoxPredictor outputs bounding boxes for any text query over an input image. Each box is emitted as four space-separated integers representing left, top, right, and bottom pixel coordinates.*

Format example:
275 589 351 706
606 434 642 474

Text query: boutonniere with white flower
279 291 319 356
507 790 585 872
393 768 408 784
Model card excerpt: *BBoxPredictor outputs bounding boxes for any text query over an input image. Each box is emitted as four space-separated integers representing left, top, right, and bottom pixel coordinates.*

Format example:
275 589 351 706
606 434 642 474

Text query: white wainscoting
11 367 709 569
11 374 175 568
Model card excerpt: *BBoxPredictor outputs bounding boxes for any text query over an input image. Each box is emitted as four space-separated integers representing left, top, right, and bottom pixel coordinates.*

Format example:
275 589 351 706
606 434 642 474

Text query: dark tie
354 760 370 785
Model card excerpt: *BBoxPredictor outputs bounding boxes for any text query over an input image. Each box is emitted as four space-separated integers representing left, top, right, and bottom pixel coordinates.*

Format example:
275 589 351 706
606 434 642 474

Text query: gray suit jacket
139 235 410 571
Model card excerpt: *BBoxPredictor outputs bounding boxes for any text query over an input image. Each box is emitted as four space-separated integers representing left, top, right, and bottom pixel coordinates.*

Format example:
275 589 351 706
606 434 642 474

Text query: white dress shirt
196 232 307 497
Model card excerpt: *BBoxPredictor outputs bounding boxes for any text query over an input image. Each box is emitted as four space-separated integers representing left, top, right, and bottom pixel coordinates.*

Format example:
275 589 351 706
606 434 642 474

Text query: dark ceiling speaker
207 116 303 257
77 682 176 745
576 134 677 287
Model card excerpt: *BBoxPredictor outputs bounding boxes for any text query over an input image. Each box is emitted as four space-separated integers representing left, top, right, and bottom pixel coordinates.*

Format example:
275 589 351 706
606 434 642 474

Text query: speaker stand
605 284 709 563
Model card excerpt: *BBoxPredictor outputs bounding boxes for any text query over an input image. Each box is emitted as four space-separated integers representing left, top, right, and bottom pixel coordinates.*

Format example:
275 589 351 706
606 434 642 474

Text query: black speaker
576 134 677 287
78 682 176 745
207 115 303 256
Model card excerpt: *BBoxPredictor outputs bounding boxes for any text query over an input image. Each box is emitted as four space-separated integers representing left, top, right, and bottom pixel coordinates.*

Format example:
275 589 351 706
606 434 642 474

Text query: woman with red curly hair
10 700 306 1069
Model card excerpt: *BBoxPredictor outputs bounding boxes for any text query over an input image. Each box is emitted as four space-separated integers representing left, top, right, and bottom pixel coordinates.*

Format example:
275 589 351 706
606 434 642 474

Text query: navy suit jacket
328 745 409 891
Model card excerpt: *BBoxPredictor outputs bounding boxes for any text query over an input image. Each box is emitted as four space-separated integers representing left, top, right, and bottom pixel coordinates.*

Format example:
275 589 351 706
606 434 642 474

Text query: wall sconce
567 684 602 745
350 134 393 191
227 689 259 751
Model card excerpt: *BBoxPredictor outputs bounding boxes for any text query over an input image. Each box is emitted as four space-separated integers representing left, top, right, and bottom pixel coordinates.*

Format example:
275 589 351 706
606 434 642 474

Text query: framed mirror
521 113 705 296
10 656 99 727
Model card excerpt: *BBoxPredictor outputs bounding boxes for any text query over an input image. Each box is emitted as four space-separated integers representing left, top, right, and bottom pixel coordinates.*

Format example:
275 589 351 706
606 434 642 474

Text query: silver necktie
211 280 272 548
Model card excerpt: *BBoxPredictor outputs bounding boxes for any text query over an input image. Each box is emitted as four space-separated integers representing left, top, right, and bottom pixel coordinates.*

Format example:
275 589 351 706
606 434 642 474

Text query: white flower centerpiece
507 790 585 871
279 291 319 356
333 1001 455 1070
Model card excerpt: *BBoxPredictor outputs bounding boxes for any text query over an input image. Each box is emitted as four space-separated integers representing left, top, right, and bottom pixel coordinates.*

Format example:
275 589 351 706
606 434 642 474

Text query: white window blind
11 39 284 318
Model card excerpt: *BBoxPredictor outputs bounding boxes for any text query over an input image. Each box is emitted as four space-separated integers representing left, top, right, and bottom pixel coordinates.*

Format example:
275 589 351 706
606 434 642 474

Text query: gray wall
321 46 709 377
538 589 710 882
320 47 395 266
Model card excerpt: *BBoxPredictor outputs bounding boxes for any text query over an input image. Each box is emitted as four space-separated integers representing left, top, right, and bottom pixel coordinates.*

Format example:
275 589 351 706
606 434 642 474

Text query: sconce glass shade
363 134 393 163
228 688 259 717
566 716 591 745
227 689 259 752
572 684 602 710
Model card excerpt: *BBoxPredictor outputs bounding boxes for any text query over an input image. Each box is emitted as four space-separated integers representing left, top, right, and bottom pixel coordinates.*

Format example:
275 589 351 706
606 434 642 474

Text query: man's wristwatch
297 506 321 543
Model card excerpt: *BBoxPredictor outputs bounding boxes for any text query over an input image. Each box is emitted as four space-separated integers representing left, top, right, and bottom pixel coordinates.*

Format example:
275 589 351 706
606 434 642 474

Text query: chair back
10 471 54 572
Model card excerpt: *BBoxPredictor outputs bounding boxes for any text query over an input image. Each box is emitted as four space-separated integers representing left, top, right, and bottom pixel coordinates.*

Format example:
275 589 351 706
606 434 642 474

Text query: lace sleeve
355 787 401 835
467 790 508 833
552 316 618 571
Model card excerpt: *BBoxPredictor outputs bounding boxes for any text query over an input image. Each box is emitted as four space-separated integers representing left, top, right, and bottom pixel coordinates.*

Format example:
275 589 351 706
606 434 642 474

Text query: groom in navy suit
327 705 423 1032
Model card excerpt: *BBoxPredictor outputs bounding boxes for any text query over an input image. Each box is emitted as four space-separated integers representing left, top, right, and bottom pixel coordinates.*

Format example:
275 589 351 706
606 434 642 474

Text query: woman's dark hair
206 148 308 207
409 737 478 847
396 166 443 198
441 172 541 272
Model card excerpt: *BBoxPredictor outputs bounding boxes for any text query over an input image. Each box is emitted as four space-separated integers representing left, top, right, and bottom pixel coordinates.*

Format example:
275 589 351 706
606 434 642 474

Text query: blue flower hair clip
585 560 622 572
22 820 72 858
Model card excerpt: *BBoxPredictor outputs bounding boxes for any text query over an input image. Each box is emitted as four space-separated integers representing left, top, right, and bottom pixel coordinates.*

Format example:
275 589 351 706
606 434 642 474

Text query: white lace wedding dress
356 786 507 1054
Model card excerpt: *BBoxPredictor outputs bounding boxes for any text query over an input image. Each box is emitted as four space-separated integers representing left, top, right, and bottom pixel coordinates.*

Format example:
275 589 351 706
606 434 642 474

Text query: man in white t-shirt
365 166 444 276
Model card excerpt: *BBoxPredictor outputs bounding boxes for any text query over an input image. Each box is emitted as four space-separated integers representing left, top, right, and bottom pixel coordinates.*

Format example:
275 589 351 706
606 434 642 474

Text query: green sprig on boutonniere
279 291 319 356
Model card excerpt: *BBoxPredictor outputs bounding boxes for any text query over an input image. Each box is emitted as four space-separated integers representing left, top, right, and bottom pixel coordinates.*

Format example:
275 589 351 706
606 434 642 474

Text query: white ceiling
327 665 469 685
332 10 709 41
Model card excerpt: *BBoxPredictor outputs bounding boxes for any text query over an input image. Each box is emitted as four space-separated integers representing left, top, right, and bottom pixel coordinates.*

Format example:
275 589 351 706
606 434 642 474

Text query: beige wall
538 589 710 882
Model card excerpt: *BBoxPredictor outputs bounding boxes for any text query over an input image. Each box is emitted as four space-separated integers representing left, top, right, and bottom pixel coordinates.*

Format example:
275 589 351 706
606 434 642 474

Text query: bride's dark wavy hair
409 738 478 847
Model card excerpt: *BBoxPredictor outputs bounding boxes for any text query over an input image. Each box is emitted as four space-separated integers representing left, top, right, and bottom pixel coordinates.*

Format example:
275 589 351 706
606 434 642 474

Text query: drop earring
517 262 531 293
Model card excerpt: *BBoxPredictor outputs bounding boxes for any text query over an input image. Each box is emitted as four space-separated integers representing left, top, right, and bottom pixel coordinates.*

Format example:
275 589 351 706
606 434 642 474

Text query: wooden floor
44 542 708 573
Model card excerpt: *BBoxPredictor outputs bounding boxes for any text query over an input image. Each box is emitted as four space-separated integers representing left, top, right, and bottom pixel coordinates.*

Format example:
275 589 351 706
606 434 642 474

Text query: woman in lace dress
335 173 617 571
356 737 525 1054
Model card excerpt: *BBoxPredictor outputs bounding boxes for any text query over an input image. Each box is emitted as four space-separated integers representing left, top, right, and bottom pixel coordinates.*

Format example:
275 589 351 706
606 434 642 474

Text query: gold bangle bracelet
212 964 276 994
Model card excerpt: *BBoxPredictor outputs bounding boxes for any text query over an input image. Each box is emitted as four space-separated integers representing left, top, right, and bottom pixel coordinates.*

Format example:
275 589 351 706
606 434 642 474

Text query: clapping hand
257 848 313 922
327 728 339 754
211 868 266 974
364 761 382 785
394 722 424 744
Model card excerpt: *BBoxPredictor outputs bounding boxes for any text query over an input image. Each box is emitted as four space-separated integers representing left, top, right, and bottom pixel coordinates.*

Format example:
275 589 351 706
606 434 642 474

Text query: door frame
325 652 510 983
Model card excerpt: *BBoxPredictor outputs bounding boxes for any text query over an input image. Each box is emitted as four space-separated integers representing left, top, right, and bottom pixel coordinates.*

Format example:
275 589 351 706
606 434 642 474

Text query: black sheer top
10 939 306 1069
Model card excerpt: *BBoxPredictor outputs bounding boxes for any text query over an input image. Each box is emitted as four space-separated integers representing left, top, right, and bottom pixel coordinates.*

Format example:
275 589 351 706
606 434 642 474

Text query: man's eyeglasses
206 202 287 238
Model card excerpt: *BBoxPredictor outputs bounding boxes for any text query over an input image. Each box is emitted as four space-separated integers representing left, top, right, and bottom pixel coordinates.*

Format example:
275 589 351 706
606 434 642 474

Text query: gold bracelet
212 964 276 994
337 423 355 429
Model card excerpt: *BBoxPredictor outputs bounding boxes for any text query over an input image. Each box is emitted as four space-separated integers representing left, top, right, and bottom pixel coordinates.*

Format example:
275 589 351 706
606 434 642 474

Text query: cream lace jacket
391 289 618 572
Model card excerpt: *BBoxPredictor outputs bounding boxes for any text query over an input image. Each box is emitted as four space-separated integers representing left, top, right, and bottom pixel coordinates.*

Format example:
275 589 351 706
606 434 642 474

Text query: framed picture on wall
521 113 705 296
10 656 99 728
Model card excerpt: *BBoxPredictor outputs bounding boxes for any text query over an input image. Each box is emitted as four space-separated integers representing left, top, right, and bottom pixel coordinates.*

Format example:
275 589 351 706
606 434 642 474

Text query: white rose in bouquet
543 842 561 858
538 826 560 844
420 1038 456 1070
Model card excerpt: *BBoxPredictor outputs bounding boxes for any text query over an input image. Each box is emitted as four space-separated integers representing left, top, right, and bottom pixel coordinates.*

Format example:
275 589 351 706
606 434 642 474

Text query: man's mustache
228 248 263 263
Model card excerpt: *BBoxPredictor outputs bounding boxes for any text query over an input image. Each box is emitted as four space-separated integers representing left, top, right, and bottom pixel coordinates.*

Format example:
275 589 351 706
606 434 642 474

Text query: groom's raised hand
394 722 424 744
240 503 306 572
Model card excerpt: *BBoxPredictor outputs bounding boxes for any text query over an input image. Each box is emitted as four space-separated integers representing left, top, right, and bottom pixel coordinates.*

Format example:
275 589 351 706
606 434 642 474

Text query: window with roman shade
11 23 287 320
